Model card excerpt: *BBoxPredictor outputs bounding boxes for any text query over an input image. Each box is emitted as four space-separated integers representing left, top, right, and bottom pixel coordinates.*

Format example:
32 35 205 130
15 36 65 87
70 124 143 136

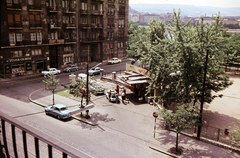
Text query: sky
129 0 240 8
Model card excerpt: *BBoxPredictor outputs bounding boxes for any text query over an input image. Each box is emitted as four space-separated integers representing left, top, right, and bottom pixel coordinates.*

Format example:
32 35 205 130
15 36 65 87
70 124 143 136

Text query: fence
183 124 238 147
0 111 91 158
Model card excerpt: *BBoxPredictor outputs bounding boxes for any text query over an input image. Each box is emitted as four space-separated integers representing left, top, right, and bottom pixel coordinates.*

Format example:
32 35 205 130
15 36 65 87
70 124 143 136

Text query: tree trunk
176 132 179 153
53 89 55 105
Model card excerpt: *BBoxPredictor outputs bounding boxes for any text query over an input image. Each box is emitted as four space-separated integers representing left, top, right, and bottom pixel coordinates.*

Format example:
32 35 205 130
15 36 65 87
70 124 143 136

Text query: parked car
41 68 61 76
107 58 122 64
106 90 117 102
45 104 71 119
64 65 79 72
78 73 87 80
90 82 105 95
88 67 101 75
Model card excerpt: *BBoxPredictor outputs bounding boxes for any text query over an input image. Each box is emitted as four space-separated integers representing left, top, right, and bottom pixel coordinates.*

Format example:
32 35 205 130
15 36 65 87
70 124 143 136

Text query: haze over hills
130 4 240 17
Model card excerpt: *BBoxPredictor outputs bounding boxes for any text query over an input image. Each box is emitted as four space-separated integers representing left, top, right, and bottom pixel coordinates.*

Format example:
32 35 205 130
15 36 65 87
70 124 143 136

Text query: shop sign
26 62 32 71
5 57 32 63
126 63 150 78
5 65 11 74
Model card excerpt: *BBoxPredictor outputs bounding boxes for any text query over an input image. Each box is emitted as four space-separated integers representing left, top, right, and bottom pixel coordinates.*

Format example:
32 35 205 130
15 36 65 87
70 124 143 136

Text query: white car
90 82 105 95
41 68 61 76
78 73 87 80
108 58 122 64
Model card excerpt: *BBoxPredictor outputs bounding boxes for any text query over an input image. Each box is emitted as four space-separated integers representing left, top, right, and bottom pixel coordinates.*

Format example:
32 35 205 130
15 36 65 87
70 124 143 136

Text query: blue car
88 67 101 75
64 64 79 72
45 104 71 119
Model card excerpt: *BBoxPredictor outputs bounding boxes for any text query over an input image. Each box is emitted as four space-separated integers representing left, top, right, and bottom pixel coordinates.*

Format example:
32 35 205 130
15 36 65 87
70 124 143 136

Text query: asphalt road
0 60 170 158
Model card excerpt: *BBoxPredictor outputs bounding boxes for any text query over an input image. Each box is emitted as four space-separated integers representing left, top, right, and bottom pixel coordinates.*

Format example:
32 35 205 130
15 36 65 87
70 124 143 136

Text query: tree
230 122 240 147
70 78 105 107
42 73 59 105
158 104 199 153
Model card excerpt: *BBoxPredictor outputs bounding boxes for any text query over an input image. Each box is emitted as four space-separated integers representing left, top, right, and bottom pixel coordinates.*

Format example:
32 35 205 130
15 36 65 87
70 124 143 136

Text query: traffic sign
153 112 158 118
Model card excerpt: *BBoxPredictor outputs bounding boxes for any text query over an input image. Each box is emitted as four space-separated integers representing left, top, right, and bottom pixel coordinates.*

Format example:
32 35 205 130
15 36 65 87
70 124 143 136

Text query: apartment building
0 0 129 78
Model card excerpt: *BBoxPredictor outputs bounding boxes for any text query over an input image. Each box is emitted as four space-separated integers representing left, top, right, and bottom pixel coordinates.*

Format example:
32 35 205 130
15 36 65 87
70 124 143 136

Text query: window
8 14 21 27
64 56 72 63
29 14 41 26
62 0 69 8
30 33 36 41
64 32 70 39
63 16 74 24
81 2 87 10
6 0 19 4
119 19 124 28
91 17 98 24
107 43 113 49
11 50 22 57
28 0 33 5
108 6 114 15
31 49 42 55
30 32 42 44
64 46 72 51
48 31 58 40
81 16 87 24
91 4 96 10
107 32 113 40
118 42 123 48
36 32 42 44
49 0 56 7
9 33 16 46
16 33 22 42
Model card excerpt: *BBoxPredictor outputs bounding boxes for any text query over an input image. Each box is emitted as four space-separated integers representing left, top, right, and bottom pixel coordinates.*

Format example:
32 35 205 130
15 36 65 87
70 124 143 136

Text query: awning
127 80 151 85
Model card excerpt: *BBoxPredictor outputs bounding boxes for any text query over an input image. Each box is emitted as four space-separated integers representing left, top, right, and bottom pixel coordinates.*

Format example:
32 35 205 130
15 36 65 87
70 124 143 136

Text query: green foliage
159 104 199 133
158 103 200 151
42 73 59 105
127 9 233 107
230 122 240 147
42 73 59 91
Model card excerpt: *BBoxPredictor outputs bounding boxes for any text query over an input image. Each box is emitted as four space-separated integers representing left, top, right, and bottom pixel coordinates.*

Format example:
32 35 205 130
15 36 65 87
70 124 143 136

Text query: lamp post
197 49 209 139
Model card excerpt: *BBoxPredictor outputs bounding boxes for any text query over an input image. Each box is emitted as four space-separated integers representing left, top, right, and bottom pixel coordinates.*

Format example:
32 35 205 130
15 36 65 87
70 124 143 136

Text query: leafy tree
42 73 59 105
230 122 240 147
70 78 105 107
127 20 148 64
158 104 199 153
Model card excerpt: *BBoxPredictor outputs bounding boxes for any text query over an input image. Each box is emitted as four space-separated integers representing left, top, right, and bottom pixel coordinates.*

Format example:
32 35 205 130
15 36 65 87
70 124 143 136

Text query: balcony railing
91 10 103 15
0 111 90 158
107 24 115 28
49 39 64 44
80 37 104 42
80 10 89 14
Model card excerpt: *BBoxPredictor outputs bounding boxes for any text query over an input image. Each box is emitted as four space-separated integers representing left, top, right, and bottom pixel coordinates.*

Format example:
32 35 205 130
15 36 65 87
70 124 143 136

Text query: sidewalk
28 78 240 158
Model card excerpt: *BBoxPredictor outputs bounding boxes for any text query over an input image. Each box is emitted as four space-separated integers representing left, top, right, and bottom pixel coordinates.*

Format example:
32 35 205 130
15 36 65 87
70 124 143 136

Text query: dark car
64 65 79 72
45 104 71 119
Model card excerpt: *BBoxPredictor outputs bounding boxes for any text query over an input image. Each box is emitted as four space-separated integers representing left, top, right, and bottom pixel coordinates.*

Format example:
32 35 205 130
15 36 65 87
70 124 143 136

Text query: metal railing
0 111 91 158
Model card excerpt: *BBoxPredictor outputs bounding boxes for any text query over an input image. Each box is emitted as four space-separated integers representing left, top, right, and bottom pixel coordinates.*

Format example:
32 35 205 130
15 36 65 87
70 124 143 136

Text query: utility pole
76 0 79 64
197 49 209 139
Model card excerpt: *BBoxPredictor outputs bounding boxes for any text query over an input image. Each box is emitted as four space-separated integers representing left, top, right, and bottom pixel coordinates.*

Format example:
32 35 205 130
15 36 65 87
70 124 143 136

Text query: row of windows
9 32 42 46
107 42 125 49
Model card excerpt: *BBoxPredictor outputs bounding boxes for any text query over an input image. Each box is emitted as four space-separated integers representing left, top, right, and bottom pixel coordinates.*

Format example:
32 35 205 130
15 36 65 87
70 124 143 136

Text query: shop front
2 57 33 77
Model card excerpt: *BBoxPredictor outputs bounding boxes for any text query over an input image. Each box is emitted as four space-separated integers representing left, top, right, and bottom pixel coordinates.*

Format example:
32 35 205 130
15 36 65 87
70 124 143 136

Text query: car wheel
57 115 61 119
45 111 49 115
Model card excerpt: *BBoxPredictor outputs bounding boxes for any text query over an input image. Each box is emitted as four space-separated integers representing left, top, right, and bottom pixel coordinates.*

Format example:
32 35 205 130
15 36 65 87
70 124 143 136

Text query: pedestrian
108 90 111 101
116 93 119 103
122 91 125 103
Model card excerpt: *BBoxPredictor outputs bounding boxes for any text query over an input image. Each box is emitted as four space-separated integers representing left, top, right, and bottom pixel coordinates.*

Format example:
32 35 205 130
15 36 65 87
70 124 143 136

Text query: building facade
0 0 129 78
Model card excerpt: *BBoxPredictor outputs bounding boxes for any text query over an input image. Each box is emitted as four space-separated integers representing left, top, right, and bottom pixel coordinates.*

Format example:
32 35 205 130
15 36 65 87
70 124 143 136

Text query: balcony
63 8 76 13
80 10 89 14
107 24 115 28
47 7 58 13
63 23 76 29
79 24 91 29
80 37 103 43
49 23 61 29
91 10 103 15
49 39 64 44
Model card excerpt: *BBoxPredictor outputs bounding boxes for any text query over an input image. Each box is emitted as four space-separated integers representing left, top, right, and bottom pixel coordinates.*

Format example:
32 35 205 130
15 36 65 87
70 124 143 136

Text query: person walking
116 93 119 103
121 91 125 103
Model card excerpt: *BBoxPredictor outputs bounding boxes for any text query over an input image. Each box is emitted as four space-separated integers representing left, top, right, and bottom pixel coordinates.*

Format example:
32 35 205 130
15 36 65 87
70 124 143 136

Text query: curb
29 88 97 126
149 143 178 158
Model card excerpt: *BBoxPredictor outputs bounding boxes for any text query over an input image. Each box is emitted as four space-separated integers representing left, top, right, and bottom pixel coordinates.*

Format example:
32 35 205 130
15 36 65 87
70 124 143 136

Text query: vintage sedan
90 82 105 95
107 58 122 64
63 65 79 72
45 104 71 119
41 68 61 76
88 67 101 75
